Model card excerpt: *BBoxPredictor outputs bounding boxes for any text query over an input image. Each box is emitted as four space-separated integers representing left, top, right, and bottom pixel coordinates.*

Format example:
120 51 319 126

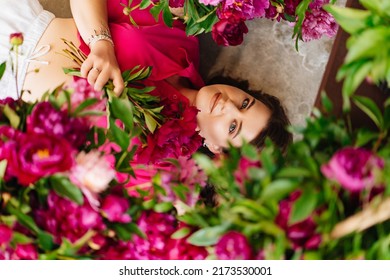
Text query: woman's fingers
94 69 111 92
80 58 94 78
87 66 101 87
112 70 125 95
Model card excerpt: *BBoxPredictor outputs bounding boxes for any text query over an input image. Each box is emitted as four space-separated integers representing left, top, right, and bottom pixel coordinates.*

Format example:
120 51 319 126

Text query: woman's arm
70 0 124 95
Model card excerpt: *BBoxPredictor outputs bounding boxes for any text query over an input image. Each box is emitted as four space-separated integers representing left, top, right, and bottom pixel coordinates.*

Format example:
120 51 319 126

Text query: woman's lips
210 92 221 113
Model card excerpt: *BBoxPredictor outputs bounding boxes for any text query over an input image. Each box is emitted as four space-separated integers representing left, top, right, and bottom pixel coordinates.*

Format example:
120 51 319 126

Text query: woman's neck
165 75 198 106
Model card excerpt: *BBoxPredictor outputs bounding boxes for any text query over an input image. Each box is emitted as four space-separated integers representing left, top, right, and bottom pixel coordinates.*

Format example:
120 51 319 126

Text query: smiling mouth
210 92 221 113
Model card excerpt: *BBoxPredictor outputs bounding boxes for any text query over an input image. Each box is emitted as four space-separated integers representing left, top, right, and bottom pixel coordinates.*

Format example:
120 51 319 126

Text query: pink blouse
79 0 204 100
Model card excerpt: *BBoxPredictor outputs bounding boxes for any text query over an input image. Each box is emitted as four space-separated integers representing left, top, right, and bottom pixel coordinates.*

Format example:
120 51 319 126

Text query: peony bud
123 6 131 16
9 33 24 47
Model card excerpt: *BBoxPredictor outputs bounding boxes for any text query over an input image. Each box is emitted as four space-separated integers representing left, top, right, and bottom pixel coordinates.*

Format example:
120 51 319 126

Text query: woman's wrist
87 27 114 48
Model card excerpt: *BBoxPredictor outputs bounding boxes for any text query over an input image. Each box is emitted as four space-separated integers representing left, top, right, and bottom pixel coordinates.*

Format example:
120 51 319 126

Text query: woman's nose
222 99 240 114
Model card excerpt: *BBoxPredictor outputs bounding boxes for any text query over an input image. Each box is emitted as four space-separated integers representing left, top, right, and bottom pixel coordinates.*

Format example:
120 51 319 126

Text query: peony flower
131 211 177 259
169 0 184 8
33 191 105 244
234 157 261 191
4 132 74 186
98 239 135 260
0 98 18 121
27 101 89 148
136 104 202 164
9 33 23 47
70 150 116 208
198 0 223 6
321 147 384 192
218 0 270 20
0 224 12 245
159 157 207 208
211 17 248 46
101 194 131 223
275 191 321 250
167 237 208 260
301 1 338 42
215 231 253 259
11 244 38 260
64 78 106 125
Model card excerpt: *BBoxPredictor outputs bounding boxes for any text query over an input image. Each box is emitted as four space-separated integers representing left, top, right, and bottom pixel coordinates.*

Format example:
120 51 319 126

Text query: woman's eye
229 121 237 134
240 98 250 109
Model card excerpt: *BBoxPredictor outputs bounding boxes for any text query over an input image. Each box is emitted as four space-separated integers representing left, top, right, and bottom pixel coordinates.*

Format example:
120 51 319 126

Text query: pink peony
70 151 116 208
101 194 131 223
215 231 253 259
4 132 74 186
131 211 177 260
275 191 321 250
0 224 12 245
321 147 384 192
167 237 208 260
211 17 249 46
301 1 338 42
218 0 270 20
136 105 202 164
159 157 207 208
198 0 223 6
33 191 105 244
234 157 261 191
11 244 38 260
169 0 184 8
98 239 135 260
27 102 89 148
65 78 105 112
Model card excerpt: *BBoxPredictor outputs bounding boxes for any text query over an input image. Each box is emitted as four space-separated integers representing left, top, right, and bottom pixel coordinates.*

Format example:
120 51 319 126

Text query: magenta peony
98 239 135 260
234 157 261 191
0 224 12 245
27 101 89 148
131 211 177 259
3 132 74 186
211 17 248 46
321 147 384 192
167 237 208 260
215 231 253 259
275 191 321 250
198 0 223 6
301 1 338 42
218 0 270 20
136 104 202 164
11 244 38 260
33 191 105 244
159 157 207 208
101 194 131 223
169 0 184 8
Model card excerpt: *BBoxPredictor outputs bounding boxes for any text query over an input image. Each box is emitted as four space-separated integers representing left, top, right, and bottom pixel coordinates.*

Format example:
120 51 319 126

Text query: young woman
0 0 292 153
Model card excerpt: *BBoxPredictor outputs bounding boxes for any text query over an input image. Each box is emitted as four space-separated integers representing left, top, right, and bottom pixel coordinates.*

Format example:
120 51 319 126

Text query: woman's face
195 84 271 153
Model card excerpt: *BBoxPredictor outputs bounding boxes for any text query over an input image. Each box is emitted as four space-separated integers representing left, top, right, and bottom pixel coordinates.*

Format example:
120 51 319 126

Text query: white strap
25 44 51 65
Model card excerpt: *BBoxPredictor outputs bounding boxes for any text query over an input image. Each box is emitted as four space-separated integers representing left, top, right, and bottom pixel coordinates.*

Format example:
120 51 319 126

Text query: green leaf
37 231 55 251
324 5 371 34
6 204 40 234
108 117 130 151
352 95 384 129
3 104 20 128
290 188 318 224
276 167 312 179
140 0 152 9
144 112 158 133
241 143 258 160
261 179 299 202
50 175 84 205
355 129 379 147
72 98 100 116
0 159 7 179
153 202 173 213
109 97 134 130
171 227 191 239
0 61 6 80
187 224 230 246
11 232 34 245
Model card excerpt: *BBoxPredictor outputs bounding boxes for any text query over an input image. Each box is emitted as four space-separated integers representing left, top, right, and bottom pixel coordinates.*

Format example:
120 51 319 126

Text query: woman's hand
80 40 124 95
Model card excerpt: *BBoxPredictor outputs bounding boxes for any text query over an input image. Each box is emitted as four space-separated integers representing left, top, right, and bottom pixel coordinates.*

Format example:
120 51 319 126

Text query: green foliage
325 1 390 111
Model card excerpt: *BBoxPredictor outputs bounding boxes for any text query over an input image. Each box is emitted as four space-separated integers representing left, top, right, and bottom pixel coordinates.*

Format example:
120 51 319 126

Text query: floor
39 0 344 128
